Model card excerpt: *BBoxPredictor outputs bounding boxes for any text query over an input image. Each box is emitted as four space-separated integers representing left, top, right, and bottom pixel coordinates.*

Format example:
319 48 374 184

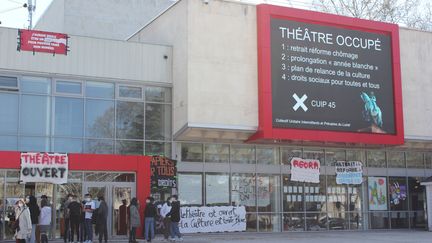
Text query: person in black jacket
26 195 40 243
167 195 182 241
96 195 108 243
144 197 157 242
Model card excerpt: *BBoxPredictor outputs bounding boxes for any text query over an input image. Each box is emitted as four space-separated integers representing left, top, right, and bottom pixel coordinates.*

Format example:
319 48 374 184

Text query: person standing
39 199 52 243
14 199 32 243
83 194 95 243
68 195 81 243
63 194 73 243
26 195 40 243
96 196 108 243
159 197 172 242
117 199 128 235
144 197 156 242
128 198 140 243
80 200 87 243
167 195 182 242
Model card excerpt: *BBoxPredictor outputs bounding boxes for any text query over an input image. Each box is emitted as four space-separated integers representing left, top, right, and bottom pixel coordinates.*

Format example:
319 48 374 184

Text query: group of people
129 195 182 243
13 195 52 243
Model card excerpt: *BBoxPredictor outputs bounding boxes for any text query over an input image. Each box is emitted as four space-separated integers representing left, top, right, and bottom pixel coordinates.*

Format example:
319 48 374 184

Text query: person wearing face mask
159 197 172 242
14 199 32 243
26 195 40 243
128 198 140 243
63 194 73 243
83 194 95 243
144 197 156 242
95 195 108 243
166 195 182 242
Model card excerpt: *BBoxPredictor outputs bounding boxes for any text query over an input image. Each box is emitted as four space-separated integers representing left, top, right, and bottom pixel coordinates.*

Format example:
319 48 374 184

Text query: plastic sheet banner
20 152 68 184
290 157 320 183
179 206 246 233
18 29 68 55
335 161 363 184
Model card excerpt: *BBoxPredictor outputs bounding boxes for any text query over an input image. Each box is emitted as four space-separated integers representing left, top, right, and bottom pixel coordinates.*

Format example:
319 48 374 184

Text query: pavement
38 231 431 243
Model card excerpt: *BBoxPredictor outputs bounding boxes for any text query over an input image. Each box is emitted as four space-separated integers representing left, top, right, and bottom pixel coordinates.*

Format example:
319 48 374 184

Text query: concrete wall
35 0 175 40
0 27 172 84
130 1 188 135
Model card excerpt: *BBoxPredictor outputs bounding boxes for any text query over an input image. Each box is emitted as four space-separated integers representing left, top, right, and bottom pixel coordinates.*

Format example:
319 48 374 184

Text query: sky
0 0 53 29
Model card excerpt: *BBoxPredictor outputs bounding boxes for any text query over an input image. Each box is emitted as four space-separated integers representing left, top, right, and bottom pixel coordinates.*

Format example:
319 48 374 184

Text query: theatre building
0 0 432 239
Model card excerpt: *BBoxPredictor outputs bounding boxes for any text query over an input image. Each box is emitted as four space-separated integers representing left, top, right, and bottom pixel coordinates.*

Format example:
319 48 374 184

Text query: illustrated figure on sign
360 91 383 128
390 182 407 205
369 180 386 206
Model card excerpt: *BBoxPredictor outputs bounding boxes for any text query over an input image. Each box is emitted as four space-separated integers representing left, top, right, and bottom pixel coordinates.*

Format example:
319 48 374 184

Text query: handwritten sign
151 156 177 188
18 29 68 55
335 161 363 184
20 152 68 184
179 206 246 233
290 157 320 183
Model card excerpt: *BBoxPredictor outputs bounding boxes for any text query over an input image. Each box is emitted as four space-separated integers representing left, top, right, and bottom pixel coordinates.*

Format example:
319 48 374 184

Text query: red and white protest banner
18 29 68 55
20 152 68 184
290 157 320 183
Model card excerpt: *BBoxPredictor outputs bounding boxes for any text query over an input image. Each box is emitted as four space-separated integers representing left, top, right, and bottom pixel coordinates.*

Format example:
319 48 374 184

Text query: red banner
18 29 68 55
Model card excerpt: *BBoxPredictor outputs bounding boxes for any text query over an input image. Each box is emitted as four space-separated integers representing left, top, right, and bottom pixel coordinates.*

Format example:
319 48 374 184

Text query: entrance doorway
83 182 136 237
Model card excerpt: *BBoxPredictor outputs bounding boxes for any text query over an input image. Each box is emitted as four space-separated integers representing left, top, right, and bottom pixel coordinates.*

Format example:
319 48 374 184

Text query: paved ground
42 231 431 243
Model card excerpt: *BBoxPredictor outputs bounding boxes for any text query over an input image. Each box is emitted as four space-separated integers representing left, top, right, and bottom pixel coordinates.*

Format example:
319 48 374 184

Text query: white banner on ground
290 157 320 183
179 206 246 233
20 152 68 184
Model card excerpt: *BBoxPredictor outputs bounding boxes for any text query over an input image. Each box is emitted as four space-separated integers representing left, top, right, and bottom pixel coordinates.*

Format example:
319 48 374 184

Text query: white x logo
292 93 308 112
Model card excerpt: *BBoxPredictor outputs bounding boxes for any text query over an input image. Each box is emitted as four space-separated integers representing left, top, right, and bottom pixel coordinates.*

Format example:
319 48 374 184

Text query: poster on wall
179 206 246 233
335 161 363 184
368 177 387 210
20 152 68 184
389 181 407 205
290 157 320 183
150 156 177 189
18 29 69 55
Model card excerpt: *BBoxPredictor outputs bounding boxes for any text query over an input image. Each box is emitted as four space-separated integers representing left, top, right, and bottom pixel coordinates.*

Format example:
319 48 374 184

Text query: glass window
205 173 229 206
20 95 50 135
84 173 135 182
0 76 18 88
145 103 171 140
246 214 257 232
257 175 281 212
84 139 114 154
0 93 18 134
116 101 144 139
410 211 426 230
326 176 348 230
85 81 114 98
54 97 84 137
303 149 324 164
115 140 143 155
230 145 255 164
425 153 432 169
21 76 50 94
145 142 171 158
257 147 279 165
56 81 82 94
204 144 229 163
346 150 365 163
181 143 203 162
281 147 301 165
305 176 326 213
85 99 114 138
349 212 363 230
387 151 405 168
348 183 363 212
0 136 18 150
53 138 83 153
325 149 345 166
367 150 386 167
406 152 424 168
283 175 304 212
258 214 281 232
119 85 142 99
231 173 256 212
408 177 425 211
283 213 304 231
305 212 327 231
369 212 389 229
19 136 49 152
178 173 202 205
390 212 409 229
145 86 171 102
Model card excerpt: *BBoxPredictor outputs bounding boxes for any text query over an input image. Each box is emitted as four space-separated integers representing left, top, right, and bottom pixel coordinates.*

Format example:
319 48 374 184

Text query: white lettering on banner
290 157 320 183
179 206 246 233
20 152 68 184
335 161 363 185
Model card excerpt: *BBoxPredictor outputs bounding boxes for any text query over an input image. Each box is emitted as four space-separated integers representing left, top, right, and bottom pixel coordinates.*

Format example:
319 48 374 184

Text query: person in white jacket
14 199 32 243
159 197 172 242
39 199 52 243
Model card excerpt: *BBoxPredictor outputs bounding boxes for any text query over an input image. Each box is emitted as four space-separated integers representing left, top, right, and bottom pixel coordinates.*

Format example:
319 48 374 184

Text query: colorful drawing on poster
368 177 387 210
390 182 407 205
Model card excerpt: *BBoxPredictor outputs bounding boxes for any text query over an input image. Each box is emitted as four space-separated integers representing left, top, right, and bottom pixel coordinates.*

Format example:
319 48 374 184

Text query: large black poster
271 18 396 134
150 156 177 189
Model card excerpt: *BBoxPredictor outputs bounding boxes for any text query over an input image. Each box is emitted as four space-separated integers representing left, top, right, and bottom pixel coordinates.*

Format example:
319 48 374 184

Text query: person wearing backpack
68 195 81 243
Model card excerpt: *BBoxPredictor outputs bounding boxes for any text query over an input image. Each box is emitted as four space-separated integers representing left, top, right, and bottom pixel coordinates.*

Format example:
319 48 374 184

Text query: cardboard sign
368 177 387 210
20 152 68 184
179 206 246 233
150 156 177 188
18 29 68 55
290 157 320 183
335 161 363 184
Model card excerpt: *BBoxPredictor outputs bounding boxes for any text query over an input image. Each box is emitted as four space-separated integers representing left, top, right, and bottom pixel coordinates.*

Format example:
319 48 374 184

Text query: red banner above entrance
18 29 69 55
